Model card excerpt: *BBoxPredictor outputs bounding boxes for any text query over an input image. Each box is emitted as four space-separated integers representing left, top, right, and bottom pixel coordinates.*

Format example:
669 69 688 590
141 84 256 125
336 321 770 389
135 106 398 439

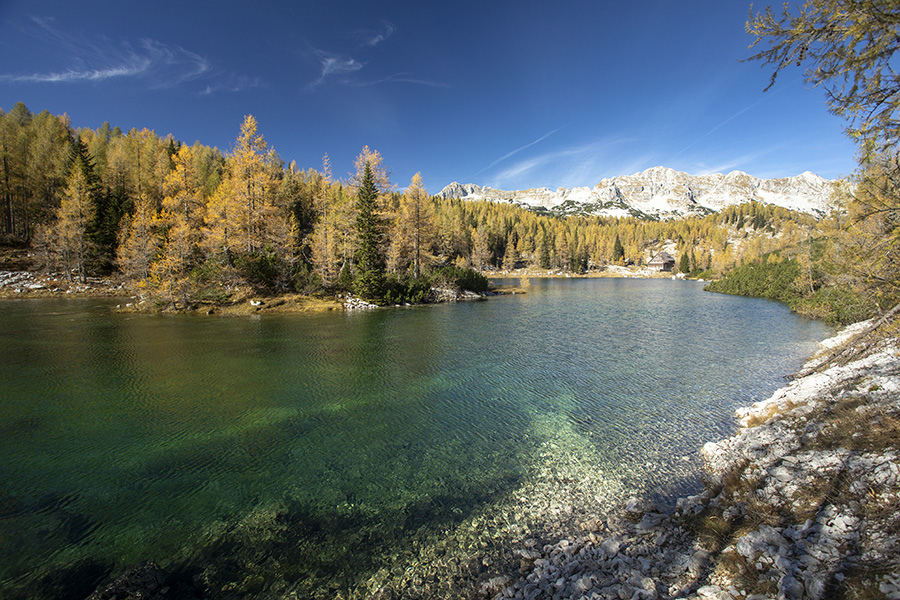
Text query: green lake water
0 278 830 598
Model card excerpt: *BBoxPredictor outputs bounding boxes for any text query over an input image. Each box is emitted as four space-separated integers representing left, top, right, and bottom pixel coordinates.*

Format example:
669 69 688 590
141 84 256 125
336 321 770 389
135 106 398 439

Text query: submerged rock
86 561 165 600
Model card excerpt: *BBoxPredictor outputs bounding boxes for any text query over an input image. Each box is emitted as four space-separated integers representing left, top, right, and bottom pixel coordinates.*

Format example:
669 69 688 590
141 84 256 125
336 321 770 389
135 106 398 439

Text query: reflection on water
0 280 830 598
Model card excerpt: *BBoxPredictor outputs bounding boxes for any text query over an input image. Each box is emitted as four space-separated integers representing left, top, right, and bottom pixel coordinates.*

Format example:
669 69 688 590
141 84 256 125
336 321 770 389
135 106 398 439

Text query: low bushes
705 254 877 325
377 266 489 305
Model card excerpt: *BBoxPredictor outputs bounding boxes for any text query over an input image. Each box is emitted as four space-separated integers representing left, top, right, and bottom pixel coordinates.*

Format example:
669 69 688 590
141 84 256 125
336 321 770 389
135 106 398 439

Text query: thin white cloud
352 72 450 88
199 74 263 96
1 17 253 94
672 82 792 161
323 56 364 77
306 21 445 91
4 61 150 83
485 136 640 190
139 39 210 86
365 22 395 47
306 50 365 89
478 128 562 175
689 146 786 178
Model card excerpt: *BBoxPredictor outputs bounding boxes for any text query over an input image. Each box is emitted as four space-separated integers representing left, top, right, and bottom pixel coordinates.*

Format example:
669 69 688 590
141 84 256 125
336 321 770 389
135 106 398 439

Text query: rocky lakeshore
486 311 900 600
0 269 126 298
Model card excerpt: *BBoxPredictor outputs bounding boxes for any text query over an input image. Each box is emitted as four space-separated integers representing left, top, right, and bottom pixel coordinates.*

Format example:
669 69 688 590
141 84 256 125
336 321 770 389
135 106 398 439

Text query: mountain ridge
438 166 843 219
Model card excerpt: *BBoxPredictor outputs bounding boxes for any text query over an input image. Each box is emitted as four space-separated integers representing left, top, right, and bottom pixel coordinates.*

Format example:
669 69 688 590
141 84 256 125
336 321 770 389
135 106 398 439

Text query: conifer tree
539 232 551 269
117 193 161 286
354 161 384 299
310 155 338 285
230 115 278 254
503 230 518 271
26 110 71 240
151 145 204 306
202 116 281 262
679 251 691 274
471 226 491 271
613 233 625 263
0 103 33 237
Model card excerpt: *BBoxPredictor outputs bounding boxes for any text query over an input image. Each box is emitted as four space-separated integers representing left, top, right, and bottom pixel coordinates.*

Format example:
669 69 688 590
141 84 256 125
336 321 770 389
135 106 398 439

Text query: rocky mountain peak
438 167 841 219
438 182 484 199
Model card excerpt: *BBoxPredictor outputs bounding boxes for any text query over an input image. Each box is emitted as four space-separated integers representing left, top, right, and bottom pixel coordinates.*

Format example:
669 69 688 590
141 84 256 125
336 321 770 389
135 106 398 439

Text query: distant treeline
0 101 861 311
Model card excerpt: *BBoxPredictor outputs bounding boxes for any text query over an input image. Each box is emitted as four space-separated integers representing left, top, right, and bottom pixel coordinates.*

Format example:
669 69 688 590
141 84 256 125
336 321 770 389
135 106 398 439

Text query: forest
0 100 890 322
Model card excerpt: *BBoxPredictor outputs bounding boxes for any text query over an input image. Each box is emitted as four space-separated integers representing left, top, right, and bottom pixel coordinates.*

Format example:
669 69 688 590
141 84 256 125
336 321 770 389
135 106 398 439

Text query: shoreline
0 266 692 314
485 312 900 600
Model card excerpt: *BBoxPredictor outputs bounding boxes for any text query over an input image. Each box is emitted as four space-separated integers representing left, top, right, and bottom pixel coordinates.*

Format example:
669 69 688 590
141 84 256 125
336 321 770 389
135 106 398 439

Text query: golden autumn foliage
2 102 853 309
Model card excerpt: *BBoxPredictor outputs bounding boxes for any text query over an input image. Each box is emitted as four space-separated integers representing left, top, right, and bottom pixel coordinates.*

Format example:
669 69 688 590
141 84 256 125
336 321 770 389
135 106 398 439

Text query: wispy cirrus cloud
365 22 395 47
672 89 784 162
306 20 447 91
306 50 365 89
350 72 450 88
199 73 263 96
686 145 788 178
306 48 448 90
5 61 151 83
1 16 255 94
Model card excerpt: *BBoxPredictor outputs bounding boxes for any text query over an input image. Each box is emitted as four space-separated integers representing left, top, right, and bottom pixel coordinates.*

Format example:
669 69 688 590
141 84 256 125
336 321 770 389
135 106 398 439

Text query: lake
0 278 830 599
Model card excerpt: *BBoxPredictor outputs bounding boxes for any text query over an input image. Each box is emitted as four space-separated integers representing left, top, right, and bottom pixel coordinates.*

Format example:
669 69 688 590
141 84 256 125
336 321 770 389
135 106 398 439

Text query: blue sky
0 0 857 193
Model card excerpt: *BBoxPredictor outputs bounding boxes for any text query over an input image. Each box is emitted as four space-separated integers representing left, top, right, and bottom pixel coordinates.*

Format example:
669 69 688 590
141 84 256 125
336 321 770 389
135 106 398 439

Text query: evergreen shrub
430 265 489 293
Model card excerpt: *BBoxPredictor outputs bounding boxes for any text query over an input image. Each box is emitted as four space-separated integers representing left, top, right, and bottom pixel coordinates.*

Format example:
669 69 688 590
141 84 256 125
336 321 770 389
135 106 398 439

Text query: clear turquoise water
0 279 830 598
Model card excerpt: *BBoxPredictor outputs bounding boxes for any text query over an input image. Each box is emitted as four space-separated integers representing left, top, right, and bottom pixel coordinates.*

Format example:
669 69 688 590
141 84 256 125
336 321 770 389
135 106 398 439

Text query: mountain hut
648 251 676 272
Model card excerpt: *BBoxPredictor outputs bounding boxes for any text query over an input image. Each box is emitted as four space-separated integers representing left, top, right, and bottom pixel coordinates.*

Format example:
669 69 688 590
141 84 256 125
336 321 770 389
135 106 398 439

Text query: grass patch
805 395 900 453
827 565 898 600
740 399 801 428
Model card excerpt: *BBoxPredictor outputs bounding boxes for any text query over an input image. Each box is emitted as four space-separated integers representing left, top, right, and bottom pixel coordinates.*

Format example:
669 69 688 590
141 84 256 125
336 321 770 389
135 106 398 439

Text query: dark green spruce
353 161 385 301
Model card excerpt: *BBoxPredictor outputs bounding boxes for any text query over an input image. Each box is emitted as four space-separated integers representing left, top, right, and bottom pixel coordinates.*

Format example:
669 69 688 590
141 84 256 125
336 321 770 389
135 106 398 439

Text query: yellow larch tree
351 145 391 192
309 154 340 285
389 172 436 278
150 145 205 307
54 167 95 282
203 115 284 262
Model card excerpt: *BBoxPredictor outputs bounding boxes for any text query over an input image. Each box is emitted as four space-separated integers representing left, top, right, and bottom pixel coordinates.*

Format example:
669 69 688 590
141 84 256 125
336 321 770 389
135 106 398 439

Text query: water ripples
0 284 831 596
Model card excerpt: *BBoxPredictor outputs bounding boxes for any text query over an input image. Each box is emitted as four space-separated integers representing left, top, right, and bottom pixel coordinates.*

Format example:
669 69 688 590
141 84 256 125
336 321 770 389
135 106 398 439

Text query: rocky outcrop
438 167 843 220
491 313 900 600
340 293 380 310
430 287 489 303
